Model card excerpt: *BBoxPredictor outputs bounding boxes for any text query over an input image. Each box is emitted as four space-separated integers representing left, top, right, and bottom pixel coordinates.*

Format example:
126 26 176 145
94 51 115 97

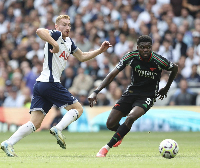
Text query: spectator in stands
26 42 44 61
126 11 140 33
133 0 145 13
0 86 6 106
175 56 186 83
159 39 174 62
75 32 92 52
3 86 25 107
173 32 188 63
96 88 110 106
114 33 129 57
182 0 200 18
4 80 12 96
152 41 160 53
194 18 200 34
11 72 22 90
187 64 200 85
69 67 93 95
111 87 123 104
170 0 183 17
20 60 38 95
107 81 120 105
50 107 64 129
77 89 90 106
61 67 75 89
178 8 194 29
169 78 197 105
68 0 80 24
178 24 193 48
92 35 106 69
159 71 177 91
192 31 200 56
21 86 31 108
184 47 200 78
88 59 101 81
66 56 79 76
97 65 110 80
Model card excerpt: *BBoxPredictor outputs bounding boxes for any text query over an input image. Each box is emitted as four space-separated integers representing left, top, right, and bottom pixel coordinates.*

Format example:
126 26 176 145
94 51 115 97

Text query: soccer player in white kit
0 15 111 157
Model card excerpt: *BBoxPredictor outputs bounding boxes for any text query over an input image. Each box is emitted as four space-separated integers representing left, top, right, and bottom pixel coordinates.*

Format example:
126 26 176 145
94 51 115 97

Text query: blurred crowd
0 0 200 108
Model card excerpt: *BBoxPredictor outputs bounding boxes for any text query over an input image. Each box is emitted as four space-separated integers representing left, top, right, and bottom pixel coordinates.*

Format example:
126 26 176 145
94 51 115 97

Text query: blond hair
55 15 70 25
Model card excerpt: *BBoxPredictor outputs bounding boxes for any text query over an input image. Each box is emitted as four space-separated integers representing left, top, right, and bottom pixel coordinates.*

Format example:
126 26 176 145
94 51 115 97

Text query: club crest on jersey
59 51 70 60
150 68 156 71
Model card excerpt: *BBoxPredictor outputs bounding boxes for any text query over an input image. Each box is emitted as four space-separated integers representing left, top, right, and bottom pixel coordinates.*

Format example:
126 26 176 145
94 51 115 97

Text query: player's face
55 18 71 38
137 42 152 60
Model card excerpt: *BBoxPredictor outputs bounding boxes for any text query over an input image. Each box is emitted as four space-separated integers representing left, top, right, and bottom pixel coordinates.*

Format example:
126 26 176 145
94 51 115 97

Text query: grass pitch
0 131 199 168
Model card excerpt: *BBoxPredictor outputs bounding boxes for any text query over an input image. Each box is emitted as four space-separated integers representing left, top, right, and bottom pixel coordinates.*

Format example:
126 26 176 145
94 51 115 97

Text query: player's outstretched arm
88 68 119 107
157 63 178 100
73 41 112 62
36 28 59 53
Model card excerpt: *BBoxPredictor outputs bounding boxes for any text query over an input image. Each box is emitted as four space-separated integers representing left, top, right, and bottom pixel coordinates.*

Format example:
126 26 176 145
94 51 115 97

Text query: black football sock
107 123 130 148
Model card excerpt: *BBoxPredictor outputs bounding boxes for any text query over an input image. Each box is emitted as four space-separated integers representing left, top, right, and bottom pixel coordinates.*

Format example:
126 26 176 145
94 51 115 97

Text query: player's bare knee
125 115 136 126
74 105 83 118
106 125 116 131
106 122 112 130
76 106 83 116
106 120 116 130
30 111 44 130
66 102 83 117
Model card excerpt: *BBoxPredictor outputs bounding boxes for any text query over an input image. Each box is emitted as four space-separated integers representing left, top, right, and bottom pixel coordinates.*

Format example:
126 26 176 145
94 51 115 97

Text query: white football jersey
36 30 78 82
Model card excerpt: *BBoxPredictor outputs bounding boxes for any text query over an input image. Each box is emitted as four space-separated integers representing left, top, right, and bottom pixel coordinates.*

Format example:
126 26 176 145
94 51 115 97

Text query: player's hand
99 41 112 52
88 92 98 107
50 43 59 53
156 87 168 100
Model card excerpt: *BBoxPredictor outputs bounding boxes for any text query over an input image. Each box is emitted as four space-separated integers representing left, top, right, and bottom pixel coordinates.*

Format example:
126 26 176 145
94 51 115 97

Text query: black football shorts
112 95 155 115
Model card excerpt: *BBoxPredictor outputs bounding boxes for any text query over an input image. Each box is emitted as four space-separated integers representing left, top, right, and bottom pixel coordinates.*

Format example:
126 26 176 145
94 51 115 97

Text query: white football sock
7 121 36 145
104 144 110 151
55 109 79 131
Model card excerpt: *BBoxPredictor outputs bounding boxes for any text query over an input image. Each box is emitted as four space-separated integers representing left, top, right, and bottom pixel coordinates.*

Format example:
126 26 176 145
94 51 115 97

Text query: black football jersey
116 50 174 97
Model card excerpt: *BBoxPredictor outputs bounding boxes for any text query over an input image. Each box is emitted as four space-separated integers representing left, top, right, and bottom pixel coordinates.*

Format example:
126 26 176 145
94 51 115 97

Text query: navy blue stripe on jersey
48 43 54 82
50 30 61 41
70 38 77 54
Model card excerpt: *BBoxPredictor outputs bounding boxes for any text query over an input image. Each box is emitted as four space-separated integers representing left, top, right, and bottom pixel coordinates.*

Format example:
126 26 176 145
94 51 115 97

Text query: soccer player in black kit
88 35 178 157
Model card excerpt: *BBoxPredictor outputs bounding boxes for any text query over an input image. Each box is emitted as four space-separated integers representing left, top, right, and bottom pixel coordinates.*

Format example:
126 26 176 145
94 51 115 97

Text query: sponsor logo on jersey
135 68 157 79
59 51 70 60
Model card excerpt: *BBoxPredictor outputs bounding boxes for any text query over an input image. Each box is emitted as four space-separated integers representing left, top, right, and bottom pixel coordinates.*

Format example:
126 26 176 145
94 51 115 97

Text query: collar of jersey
139 52 152 62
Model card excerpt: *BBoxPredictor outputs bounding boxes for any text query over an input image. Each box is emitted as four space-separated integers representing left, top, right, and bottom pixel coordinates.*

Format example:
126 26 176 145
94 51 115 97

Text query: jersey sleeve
152 52 174 71
115 52 134 71
70 38 78 54
49 30 62 41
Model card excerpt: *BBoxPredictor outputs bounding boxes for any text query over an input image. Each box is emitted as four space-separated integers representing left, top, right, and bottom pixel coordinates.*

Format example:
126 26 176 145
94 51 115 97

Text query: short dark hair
137 35 152 45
